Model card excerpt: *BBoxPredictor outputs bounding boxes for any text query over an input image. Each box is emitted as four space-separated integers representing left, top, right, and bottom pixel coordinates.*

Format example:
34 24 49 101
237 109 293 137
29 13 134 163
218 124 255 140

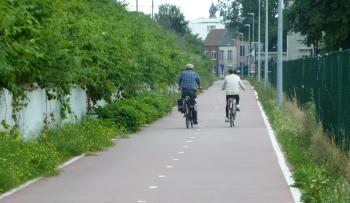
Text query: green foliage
0 118 118 193
38 119 118 160
155 4 189 34
0 131 60 193
294 164 332 203
94 93 174 132
95 102 144 132
286 0 350 52
0 0 187 118
219 0 285 51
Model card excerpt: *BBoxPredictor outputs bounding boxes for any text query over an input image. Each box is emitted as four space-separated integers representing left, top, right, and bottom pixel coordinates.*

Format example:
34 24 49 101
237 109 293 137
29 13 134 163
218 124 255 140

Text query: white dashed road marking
166 165 173 168
148 186 157 189
158 175 166 178
178 151 185 154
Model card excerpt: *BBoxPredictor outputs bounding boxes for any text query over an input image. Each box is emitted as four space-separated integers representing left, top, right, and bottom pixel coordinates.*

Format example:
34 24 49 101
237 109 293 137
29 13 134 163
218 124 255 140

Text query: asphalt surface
1 81 295 203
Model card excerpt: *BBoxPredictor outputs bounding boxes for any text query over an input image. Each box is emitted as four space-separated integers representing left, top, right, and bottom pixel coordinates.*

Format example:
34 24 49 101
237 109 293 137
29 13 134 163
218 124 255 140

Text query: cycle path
1 81 296 203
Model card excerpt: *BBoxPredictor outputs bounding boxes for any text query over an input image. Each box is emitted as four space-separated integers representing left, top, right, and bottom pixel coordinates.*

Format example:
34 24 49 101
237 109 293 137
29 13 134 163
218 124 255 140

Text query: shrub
95 92 174 132
136 93 174 115
124 98 159 124
38 119 117 160
95 102 144 132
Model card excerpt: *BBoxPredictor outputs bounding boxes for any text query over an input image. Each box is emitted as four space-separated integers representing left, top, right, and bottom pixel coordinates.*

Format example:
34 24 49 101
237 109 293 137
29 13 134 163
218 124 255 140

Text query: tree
219 0 242 32
286 0 350 52
155 4 189 34
286 0 324 53
219 0 282 51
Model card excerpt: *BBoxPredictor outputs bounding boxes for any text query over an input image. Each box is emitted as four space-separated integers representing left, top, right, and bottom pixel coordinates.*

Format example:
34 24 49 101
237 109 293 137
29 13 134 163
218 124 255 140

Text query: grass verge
250 80 350 203
0 118 119 194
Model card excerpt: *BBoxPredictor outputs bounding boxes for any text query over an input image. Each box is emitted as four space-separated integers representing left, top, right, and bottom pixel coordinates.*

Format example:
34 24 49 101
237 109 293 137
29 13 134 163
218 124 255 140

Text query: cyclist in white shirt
222 69 246 122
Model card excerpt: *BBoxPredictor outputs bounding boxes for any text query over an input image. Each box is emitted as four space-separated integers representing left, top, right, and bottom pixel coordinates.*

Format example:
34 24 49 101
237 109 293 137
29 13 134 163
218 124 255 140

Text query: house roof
204 29 226 46
221 30 235 46
204 29 235 47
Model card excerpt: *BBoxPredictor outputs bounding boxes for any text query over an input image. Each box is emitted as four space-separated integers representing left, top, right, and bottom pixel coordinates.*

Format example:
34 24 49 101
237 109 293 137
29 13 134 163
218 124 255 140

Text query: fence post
337 53 344 148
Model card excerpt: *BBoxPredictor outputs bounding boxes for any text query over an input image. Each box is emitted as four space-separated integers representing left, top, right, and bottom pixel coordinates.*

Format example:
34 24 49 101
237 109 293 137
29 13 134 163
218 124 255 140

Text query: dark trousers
181 89 197 122
226 95 240 118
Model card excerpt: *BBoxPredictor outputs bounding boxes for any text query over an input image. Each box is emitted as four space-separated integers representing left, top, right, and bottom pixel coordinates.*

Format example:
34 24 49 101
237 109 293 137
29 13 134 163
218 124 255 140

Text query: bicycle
227 98 237 127
183 96 194 129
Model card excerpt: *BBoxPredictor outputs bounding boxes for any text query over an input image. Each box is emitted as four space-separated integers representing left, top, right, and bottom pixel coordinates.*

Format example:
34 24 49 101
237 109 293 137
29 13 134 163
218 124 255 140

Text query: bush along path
0 92 178 194
251 80 350 203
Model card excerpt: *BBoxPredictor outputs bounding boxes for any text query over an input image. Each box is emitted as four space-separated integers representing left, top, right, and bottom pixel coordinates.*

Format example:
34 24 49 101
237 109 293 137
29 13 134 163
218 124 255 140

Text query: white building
287 32 313 60
189 3 225 40
286 0 313 60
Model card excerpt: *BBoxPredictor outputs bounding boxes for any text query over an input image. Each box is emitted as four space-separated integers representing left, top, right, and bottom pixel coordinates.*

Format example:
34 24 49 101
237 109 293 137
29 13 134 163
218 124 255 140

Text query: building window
211 51 217 60
204 51 208 56
240 46 245 57
228 50 232 61
219 50 224 60
207 25 216 32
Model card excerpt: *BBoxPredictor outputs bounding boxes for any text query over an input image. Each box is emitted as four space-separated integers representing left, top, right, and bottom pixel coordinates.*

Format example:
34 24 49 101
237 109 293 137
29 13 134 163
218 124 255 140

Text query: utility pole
248 13 255 43
136 0 138 12
277 0 283 108
264 0 269 88
248 12 255 78
258 0 261 82
237 33 244 77
245 24 251 77
152 0 154 19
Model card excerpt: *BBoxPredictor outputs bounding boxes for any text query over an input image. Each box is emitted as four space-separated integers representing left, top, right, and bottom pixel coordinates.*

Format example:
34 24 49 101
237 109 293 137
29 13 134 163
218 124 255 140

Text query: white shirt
222 74 246 95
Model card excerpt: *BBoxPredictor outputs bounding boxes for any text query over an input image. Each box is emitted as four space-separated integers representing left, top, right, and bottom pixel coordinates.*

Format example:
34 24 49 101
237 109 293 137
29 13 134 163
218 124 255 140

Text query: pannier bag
177 99 184 112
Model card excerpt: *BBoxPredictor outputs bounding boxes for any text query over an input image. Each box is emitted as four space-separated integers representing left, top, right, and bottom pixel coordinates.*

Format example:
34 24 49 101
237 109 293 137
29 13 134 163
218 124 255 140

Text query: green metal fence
263 50 350 150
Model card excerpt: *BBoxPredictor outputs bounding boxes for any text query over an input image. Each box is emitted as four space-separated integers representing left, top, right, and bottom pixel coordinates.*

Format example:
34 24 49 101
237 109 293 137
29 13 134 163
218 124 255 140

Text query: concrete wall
0 87 88 138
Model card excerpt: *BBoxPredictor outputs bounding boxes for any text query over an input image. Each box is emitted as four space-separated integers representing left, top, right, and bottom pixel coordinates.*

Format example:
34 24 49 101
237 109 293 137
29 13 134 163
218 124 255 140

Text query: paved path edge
254 89 302 203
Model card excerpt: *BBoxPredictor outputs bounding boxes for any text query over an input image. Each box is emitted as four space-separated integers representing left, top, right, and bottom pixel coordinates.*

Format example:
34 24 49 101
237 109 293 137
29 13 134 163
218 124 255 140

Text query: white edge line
58 154 85 169
0 154 85 200
255 91 302 203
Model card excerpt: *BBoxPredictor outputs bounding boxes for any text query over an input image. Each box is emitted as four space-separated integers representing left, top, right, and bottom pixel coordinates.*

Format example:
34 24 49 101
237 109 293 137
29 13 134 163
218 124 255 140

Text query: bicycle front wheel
230 111 234 127
186 116 190 129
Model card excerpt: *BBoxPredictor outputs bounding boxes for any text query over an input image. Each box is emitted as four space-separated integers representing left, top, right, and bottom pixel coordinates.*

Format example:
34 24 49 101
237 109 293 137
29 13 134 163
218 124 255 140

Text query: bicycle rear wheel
186 115 190 129
230 111 234 127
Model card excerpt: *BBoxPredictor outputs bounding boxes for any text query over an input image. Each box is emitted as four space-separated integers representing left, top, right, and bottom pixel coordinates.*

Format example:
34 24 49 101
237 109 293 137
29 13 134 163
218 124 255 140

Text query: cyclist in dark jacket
178 63 201 124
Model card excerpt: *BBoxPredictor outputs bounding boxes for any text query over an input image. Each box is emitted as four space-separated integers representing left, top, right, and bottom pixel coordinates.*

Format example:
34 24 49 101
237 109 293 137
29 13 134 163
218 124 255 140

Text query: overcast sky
123 0 219 21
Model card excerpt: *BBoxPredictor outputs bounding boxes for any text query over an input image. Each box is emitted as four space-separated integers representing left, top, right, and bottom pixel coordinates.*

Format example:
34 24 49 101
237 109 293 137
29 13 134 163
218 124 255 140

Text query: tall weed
251 79 350 203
